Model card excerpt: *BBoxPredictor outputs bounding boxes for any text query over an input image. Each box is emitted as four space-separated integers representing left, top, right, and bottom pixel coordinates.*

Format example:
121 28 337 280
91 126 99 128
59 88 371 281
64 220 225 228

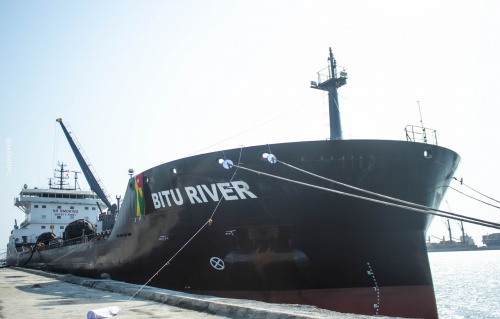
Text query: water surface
429 250 500 318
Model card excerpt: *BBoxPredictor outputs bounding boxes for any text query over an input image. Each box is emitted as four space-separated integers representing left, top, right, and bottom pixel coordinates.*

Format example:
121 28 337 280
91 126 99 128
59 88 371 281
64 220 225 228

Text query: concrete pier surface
0 267 401 319
0 267 223 319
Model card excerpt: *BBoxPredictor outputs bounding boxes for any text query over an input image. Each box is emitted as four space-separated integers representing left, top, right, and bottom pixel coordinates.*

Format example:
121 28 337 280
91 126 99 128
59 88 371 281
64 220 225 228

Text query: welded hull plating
8 139 460 318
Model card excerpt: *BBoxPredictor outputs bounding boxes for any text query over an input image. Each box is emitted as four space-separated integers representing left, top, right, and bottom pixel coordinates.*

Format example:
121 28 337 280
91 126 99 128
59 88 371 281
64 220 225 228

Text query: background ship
426 217 478 252
482 233 500 248
6 163 107 256
6 49 461 319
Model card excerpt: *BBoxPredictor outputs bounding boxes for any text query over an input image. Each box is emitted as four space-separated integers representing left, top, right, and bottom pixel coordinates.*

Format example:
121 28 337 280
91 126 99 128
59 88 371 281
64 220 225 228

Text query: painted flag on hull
134 173 145 217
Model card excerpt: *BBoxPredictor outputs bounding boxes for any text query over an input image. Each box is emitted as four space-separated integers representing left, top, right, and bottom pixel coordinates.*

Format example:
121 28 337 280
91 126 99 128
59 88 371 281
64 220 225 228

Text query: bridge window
34 205 38 208
41 226 46 229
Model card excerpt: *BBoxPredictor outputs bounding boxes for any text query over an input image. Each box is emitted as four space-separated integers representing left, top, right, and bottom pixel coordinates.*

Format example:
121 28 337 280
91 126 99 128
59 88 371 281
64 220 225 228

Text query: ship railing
316 66 331 83
60 232 98 247
315 65 348 84
43 231 110 250
13 197 27 213
405 125 438 145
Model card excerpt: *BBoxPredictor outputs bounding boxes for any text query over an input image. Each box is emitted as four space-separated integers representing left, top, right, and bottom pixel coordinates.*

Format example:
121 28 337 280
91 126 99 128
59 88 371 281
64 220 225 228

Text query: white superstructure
7 187 106 256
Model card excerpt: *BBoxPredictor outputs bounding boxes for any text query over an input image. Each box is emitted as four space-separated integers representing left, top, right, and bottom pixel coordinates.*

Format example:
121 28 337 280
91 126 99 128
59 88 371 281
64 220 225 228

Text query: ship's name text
53 209 78 213
151 181 257 209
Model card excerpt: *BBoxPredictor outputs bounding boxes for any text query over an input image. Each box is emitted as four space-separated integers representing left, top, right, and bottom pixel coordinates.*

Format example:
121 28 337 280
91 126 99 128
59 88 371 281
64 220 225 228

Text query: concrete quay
0 267 402 318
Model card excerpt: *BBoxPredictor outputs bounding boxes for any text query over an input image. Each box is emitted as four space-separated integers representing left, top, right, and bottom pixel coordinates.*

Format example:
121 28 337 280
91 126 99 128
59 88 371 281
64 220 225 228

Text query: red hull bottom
194 285 438 319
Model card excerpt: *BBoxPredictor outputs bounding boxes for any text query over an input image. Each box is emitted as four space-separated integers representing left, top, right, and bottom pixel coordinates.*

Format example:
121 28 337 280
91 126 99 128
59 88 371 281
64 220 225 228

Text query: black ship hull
8 139 460 318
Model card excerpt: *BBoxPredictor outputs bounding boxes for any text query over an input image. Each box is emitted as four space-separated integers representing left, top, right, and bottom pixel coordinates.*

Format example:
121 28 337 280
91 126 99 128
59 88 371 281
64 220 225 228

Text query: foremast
311 47 347 140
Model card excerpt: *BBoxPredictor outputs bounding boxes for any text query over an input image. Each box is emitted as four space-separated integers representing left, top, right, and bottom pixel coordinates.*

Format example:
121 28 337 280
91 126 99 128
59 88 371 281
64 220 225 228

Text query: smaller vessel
6 163 108 258
426 236 477 252
426 219 477 252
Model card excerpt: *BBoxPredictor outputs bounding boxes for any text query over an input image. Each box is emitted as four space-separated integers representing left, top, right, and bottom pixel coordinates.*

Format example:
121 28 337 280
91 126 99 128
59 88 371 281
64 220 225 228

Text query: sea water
429 250 500 318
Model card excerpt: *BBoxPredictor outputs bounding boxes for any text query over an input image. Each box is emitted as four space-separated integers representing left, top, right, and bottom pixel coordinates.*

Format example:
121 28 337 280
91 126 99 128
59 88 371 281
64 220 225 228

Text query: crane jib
56 118 113 211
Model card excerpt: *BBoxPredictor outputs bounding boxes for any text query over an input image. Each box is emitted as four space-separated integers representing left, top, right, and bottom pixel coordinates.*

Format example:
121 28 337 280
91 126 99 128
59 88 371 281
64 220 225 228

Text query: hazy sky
1 1 500 254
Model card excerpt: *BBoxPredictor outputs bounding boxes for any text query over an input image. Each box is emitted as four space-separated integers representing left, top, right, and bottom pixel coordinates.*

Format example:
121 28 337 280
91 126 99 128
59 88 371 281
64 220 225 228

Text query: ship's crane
56 118 116 212
447 201 467 244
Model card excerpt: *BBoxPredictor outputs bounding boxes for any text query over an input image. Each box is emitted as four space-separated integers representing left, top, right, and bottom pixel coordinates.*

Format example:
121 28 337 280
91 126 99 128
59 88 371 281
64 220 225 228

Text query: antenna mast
50 162 71 190
417 101 427 143
311 47 347 140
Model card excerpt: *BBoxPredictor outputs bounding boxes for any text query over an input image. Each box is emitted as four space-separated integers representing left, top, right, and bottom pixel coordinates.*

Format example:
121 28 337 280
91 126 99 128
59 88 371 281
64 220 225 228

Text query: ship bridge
10 187 106 251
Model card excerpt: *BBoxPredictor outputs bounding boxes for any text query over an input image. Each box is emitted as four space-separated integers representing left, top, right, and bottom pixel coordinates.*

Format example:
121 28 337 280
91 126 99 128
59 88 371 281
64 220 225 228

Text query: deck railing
39 231 111 251
405 125 438 145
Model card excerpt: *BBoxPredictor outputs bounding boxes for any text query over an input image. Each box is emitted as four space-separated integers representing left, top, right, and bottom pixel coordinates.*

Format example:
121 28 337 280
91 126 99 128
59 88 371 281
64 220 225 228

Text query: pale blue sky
1 1 500 253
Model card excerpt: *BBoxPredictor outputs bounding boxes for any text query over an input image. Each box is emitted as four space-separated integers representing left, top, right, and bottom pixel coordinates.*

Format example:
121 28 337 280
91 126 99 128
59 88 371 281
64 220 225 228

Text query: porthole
170 168 177 175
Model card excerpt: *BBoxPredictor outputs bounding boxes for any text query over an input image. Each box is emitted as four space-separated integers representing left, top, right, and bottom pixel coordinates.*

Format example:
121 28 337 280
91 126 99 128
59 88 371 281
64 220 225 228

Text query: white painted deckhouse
7 183 106 257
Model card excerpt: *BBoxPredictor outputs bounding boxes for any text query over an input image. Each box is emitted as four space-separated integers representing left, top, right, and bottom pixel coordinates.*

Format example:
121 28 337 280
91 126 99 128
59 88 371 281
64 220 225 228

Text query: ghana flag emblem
134 173 145 217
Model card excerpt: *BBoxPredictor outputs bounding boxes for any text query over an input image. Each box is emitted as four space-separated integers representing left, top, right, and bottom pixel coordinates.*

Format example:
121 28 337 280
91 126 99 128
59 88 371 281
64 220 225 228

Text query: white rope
230 163 500 230
128 148 243 301
278 160 432 210
276 160 500 228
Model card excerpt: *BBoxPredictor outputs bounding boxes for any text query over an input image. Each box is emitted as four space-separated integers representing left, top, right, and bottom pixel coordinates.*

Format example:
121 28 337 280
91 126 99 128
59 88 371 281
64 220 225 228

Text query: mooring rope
127 147 244 301
278 160 434 210
229 162 500 230
275 160 499 226
447 186 500 210
18 244 38 267
453 177 500 205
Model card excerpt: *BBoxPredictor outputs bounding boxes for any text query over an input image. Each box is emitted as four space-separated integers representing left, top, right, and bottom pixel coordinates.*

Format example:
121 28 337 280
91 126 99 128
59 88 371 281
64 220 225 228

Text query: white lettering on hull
152 181 257 209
